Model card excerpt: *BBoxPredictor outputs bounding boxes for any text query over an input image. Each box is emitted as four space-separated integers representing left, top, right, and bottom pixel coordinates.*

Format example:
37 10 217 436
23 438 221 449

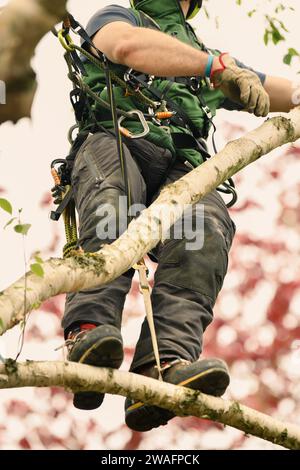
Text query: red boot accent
80 323 97 331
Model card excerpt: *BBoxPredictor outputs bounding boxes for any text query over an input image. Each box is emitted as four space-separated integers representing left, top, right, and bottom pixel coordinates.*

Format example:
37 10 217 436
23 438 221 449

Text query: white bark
1 109 300 334
0 0 68 123
0 360 299 449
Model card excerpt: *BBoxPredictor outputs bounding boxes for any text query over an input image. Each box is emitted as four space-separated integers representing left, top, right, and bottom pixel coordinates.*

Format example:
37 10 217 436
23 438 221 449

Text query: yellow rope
62 199 78 258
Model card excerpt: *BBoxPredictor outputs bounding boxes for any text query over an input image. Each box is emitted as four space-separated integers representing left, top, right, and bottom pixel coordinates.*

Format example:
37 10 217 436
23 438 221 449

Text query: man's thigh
151 159 236 300
71 131 147 249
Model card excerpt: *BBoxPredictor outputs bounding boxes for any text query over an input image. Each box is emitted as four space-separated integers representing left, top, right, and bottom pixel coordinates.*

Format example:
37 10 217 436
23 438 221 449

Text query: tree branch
0 0 68 123
1 109 300 334
0 360 299 449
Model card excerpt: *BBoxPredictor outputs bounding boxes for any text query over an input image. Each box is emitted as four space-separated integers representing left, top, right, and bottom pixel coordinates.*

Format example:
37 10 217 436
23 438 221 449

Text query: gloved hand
211 53 270 117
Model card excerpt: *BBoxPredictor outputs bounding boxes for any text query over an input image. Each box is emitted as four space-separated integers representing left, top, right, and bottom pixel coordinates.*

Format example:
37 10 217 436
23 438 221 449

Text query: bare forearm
93 23 216 77
116 27 211 76
264 75 299 112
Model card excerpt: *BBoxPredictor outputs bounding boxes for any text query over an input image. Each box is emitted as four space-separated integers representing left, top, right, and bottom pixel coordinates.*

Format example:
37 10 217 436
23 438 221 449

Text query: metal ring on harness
189 77 201 93
68 124 79 145
118 110 150 139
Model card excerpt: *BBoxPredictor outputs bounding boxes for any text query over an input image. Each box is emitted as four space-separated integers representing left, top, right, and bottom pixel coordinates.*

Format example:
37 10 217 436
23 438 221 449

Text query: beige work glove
211 54 270 117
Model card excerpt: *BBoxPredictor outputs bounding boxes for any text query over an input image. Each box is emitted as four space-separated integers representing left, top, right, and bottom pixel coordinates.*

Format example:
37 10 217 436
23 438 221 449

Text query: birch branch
0 109 300 334
0 0 67 123
0 360 299 449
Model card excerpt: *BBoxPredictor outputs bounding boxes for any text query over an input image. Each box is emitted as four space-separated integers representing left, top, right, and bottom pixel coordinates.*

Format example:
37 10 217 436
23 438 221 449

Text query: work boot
125 357 229 432
66 323 123 410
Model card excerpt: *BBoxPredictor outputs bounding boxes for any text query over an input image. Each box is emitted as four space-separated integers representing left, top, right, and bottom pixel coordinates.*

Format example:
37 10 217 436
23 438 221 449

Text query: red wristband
210 52 229 82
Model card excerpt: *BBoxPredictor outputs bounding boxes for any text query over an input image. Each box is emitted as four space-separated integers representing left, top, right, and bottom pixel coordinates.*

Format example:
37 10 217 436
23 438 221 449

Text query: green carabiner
58 29 74 53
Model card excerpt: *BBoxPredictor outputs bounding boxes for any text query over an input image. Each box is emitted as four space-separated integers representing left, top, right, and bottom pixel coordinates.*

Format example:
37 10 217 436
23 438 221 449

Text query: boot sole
125 367 229 432
72 334 123 411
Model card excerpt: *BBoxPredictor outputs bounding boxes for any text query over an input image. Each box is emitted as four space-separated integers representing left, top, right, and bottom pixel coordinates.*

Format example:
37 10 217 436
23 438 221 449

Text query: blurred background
0 0 300 450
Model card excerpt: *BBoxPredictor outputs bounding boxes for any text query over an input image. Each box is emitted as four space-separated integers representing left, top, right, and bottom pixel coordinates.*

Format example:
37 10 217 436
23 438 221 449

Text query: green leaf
14 224 31 235
283 48 300 65
288 47 300 56
0 317 4 333
278 20 289 33
0 198 12 215
34 255 44 264
264 30 270 46
271 28 285 45
248 9 256 18
3 217 17 229
30 263 44 278
283 53 292 65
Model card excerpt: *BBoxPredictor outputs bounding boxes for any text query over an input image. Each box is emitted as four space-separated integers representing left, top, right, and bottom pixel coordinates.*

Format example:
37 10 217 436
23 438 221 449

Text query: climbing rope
57 27 160 112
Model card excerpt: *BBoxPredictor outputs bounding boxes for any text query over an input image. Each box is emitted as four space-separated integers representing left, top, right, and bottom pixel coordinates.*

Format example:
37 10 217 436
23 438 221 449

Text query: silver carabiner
118 110 150 139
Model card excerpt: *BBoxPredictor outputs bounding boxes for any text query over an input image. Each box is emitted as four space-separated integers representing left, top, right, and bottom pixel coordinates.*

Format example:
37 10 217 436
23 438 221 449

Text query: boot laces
55 329 87 354
157 358 191 374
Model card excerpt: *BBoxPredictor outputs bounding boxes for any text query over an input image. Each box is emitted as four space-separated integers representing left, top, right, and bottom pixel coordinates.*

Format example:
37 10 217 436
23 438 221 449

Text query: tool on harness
50 159 78 258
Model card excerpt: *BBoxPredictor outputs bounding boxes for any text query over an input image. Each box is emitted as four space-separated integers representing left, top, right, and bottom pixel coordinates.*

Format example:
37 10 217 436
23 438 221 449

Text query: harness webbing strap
125 71 206 139
133 259 163 381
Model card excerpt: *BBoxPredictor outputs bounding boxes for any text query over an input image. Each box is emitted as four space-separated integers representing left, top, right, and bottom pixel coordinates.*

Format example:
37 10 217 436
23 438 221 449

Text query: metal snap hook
118 110 150 139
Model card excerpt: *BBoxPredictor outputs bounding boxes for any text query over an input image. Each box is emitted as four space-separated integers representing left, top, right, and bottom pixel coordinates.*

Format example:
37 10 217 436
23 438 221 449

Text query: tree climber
60 0 297 431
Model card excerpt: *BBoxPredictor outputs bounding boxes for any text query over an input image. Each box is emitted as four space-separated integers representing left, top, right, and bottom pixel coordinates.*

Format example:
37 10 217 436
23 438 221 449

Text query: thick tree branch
0 0 67 123
0 109 300 334
0 360 299 449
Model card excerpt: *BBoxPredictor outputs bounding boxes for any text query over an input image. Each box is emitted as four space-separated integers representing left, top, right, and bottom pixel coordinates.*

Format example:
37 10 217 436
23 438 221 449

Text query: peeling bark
0 109 300 333
0 360 299 449
0 0 68 123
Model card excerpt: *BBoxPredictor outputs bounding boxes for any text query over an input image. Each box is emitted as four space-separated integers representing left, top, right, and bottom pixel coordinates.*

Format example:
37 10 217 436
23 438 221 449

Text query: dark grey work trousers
62 131 236 372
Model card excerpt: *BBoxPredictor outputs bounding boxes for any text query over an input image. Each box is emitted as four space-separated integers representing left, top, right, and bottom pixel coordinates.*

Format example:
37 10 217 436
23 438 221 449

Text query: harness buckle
189 76 201 93
118 110 150 139
201 104 213 120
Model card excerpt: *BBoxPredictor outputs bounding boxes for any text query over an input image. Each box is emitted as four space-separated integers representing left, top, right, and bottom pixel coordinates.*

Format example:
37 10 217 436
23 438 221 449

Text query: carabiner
57 29 74 52
68 124 79 145
118 110 150 139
